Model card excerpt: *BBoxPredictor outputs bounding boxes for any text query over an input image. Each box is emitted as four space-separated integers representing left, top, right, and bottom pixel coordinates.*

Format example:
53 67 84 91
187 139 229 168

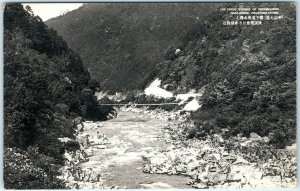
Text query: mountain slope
4 4 113 188
46 3 219 92
47 2 296 148
157 3 296 148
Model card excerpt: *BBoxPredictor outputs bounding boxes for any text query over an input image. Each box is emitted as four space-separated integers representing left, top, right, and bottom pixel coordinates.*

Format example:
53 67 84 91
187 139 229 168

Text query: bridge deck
98 103 180 106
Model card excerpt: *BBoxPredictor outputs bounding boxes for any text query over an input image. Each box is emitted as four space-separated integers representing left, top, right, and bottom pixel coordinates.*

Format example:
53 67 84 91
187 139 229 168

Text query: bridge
98 103 180 106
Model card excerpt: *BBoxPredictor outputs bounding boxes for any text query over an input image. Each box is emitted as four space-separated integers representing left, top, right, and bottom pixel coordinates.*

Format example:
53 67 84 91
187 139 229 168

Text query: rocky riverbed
57 109 191 189
127 107 297 189
57 106 296 189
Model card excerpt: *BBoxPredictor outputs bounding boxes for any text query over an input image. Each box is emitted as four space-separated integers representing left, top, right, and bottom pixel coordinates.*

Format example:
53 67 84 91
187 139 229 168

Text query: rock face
144 78 174 98
183 99 201 111
145 86 174 98
149 78 162 87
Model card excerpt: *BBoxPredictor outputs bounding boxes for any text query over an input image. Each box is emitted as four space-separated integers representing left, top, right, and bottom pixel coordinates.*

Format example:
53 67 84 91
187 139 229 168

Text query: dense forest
3 4 113 188
156 3 296 148
46 3 219 92
47 3 296 148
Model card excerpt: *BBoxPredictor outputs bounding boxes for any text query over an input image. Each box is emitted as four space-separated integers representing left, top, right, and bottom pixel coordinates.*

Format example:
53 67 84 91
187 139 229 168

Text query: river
77 110 191 189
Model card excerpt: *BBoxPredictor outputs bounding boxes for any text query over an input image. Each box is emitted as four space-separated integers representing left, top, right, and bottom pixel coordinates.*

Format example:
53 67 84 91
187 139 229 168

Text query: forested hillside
47 2 296 148
47 2 296 147
3 4 113 188
46 3 219 92
157 3 296 148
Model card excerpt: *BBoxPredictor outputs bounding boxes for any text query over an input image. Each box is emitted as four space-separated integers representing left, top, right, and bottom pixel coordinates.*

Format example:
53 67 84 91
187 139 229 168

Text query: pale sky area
22 3 83 21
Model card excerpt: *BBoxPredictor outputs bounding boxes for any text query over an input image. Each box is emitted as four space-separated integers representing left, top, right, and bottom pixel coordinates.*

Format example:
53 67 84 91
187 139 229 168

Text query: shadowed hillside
46 3 219 92
4 4 114 188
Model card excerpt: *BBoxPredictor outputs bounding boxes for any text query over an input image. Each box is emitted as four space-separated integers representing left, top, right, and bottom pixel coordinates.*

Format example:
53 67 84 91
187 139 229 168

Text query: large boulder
227 172 242 182
208 172 227 184
249 132 262 141
73 116 83 125
193 183 208 189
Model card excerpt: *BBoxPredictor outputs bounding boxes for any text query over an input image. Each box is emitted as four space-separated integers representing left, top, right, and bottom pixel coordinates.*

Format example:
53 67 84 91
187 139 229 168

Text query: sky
22 3 83 21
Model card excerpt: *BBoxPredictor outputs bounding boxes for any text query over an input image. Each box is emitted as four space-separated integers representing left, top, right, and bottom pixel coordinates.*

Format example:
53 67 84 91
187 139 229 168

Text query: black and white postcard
3 1 297 189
